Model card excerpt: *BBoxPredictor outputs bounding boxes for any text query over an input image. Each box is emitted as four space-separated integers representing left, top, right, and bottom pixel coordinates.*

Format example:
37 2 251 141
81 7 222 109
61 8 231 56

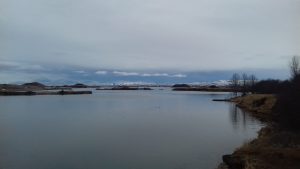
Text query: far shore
0 82 234 96
0 90 92 96
173 87 233 92
0 82 93 96
172 84 234 92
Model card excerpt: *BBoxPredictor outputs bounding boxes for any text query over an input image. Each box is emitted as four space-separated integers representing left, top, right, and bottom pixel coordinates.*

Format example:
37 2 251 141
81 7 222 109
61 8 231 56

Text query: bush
275 75 300 130
252 79 290 94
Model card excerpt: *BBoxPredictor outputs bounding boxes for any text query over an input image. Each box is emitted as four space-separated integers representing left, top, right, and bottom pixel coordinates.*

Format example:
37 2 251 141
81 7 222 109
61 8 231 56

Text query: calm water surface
0 89 263 169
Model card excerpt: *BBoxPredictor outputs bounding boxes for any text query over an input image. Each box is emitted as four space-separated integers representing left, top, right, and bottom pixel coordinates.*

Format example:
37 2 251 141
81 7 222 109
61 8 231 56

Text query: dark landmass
0 82 157 95
172 84 191 88
172 83 233 92
0 90 92 96
0 91 37 96
0 82 92 96
64 83 88 88
1 83 44 92
212 99 231 101
96 86 152 90
22 82 45 88
173 86 233 92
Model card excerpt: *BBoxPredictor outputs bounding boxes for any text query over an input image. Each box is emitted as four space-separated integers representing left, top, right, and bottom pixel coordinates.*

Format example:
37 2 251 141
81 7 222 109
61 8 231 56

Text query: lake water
0 88 263 169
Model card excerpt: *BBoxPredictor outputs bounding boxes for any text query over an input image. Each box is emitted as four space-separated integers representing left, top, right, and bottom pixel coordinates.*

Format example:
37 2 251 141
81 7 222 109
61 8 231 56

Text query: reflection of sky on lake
0 90 263 169
229 103 264 131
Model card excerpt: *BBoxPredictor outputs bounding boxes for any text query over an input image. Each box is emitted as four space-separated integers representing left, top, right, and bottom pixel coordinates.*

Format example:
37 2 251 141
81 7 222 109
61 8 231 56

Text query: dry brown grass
231 94 277 121
232 94 277 113
233 127 300 169
221 94 300 169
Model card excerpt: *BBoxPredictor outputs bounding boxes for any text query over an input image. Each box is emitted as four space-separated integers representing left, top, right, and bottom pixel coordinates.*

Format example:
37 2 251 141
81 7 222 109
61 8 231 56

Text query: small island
0 82 92 96
172 84 233 92
96 86 152 90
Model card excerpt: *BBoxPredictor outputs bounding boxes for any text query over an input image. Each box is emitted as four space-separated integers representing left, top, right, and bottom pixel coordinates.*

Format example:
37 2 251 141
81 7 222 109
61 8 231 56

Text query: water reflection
229 103 262 130
0 91 262 169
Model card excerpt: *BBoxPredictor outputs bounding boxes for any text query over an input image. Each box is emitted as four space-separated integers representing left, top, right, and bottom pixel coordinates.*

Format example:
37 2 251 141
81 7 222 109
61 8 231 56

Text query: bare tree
249 74 257 93
242 73 248 95
231 73 240 96
290 55 300 79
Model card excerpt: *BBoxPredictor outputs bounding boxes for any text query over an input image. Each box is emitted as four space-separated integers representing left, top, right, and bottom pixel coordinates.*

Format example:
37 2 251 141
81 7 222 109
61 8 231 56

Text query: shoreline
218 94 300 169
0 90 92 96
231 94 276 122
173 87 233 92
0 83 92 96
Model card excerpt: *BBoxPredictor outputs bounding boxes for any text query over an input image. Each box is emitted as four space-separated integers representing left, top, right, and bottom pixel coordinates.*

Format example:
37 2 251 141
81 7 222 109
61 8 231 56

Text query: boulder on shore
222 155 244 169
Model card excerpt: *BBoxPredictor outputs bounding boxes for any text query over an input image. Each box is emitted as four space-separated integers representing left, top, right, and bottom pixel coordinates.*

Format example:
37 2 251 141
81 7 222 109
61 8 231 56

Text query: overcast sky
0 0 299 83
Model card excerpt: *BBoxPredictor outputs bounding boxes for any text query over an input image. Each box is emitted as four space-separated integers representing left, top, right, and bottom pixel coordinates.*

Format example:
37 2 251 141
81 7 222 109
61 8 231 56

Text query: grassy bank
219 94 300 169
231 94 277 121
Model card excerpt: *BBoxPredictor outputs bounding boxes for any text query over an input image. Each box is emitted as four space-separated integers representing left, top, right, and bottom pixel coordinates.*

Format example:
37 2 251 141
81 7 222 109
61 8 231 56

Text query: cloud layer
112 71 186 78
0 60 289 85
1 0 299 72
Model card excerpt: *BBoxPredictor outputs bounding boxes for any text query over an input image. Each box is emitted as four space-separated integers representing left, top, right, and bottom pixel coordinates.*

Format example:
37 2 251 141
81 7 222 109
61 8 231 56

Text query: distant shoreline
0 90 92 96
0 82 93 96
172 87 233 92
0 82 233 96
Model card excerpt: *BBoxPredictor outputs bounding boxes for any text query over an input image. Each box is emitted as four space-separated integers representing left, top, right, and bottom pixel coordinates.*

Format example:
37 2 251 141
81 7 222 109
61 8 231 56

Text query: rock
222 155 244 169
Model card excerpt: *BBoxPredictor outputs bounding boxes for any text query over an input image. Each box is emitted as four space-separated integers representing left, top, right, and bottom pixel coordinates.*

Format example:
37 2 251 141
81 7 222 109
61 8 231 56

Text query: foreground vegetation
218 56 300 169
219 94 300 169
231 94 276 121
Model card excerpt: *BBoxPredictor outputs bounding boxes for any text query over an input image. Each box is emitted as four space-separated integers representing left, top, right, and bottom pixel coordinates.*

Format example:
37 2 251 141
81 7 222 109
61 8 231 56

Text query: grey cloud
0 71 66 84
74 70 85 74
95 70 108 75
113 71 140 76
172 74 187 78
112 71 186 78
0 61 45 71
141 73 186 78
141 73 169 77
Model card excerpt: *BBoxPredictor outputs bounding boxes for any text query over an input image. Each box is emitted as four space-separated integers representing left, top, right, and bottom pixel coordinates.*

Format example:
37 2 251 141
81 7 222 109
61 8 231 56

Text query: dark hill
22 82 45 87
70 83 88 88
